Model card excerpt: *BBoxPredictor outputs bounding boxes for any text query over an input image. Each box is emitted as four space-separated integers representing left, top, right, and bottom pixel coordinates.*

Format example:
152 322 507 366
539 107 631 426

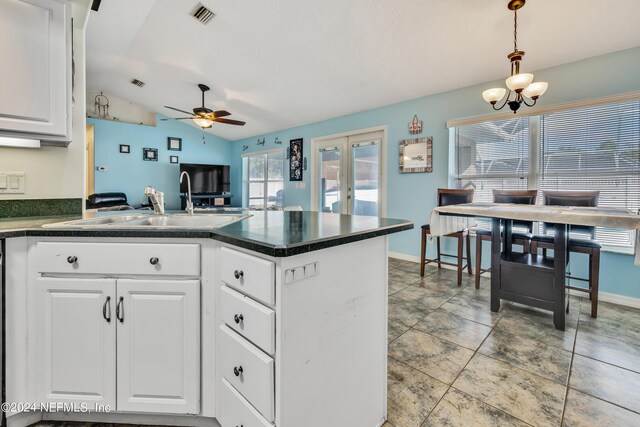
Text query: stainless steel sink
115 214 250 229
42 213 250 229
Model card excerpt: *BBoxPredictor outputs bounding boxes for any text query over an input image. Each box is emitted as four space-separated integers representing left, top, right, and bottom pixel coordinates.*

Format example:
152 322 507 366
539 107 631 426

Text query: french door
313 130 385 216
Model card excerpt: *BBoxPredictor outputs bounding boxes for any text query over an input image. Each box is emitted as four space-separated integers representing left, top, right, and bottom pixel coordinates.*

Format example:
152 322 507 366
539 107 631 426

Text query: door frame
310 126 387 216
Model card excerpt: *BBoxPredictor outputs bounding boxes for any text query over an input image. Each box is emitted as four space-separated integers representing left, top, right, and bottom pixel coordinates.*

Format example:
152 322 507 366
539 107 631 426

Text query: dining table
433 203 640 330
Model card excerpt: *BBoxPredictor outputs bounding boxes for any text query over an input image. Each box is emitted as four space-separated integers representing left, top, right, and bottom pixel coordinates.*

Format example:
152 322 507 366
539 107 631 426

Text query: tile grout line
560 299 582 424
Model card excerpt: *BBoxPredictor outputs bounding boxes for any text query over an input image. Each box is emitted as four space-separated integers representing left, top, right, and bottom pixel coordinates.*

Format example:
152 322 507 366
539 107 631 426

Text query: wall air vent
190 3 215 24
131 79 145 87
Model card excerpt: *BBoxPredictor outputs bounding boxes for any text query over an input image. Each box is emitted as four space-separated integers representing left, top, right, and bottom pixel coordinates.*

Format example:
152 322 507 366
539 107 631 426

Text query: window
451 99 640 251
243 150 284 208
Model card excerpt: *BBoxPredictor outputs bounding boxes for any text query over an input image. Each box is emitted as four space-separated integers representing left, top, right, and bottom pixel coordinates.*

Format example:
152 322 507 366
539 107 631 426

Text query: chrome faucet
144 186 165 215
180 171 194 216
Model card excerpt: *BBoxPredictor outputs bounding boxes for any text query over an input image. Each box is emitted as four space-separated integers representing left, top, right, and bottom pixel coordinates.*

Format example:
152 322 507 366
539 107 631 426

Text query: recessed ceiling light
190 3 215 25
131 78 145 87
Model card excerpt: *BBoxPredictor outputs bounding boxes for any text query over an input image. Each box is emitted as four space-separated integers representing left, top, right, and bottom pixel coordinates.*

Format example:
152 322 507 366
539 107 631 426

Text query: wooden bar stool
530 191 601 317
421 188 474 286
474 189 537 289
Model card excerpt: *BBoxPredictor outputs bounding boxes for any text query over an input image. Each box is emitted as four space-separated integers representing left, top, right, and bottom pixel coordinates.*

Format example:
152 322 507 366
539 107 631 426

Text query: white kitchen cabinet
0 0 71 142
116 279 200 414
36 277 116 408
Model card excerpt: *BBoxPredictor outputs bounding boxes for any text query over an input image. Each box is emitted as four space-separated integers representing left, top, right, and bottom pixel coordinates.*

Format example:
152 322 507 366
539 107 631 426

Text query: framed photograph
289 138 303 181
167 137 182 151
143 147 158 161
170 155 179 164
119 144 130 154
399 137 433 173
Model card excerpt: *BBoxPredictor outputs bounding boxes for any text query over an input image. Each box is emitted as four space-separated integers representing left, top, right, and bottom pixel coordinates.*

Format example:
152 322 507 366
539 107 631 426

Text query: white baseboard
388 252 640 309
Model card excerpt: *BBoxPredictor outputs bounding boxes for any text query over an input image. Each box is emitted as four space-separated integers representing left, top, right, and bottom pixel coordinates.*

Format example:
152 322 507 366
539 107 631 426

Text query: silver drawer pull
67 256 77 264
234 314 244 324
234 269 244 279
233 366 243 377
149 257 159 265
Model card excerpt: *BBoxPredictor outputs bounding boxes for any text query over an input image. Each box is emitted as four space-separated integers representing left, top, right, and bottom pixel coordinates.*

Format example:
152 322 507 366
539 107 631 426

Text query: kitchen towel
428 209 477 237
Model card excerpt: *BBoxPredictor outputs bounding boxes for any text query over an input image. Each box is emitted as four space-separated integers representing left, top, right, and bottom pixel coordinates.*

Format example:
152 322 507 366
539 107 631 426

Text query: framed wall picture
119 144 130 153
399 137 433 173
167 137 182 151
170 155 179 164
289 138 303 181
143 147 158 161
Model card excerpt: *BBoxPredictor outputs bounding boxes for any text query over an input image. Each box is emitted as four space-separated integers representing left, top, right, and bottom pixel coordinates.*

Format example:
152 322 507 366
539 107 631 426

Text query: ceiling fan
161 84 245 129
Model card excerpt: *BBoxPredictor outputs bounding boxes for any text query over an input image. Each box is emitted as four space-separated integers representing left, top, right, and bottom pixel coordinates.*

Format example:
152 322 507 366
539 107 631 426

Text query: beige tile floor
32 258 640 427
385 257 640 427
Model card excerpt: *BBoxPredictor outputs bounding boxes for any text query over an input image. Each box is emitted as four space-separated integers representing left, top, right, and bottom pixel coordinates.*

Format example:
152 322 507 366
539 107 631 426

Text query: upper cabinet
0 0 72 145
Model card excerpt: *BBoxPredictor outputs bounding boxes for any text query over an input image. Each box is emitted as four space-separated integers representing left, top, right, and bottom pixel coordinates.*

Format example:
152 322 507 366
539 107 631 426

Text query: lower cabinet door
116 279 200 414
218 378 272 427
36 277 116 408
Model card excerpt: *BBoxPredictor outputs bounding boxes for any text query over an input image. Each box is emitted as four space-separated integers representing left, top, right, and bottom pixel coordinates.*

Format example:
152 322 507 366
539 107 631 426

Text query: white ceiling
85 0 640 141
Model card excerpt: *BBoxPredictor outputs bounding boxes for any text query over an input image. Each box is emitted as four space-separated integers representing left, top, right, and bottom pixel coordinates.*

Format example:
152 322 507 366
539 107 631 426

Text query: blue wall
230 46 640 298
89 114 232 210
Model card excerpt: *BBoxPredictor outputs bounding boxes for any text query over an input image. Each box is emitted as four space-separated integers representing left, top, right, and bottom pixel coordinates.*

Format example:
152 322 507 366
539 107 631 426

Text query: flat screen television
179 163 230 194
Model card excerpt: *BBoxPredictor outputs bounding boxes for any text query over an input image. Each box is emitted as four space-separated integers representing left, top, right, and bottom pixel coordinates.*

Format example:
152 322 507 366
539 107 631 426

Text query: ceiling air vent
190 3 215 24
131 79 145 87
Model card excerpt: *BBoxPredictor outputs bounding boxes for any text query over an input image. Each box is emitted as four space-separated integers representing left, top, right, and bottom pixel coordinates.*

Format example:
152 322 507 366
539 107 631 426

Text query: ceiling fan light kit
162 83 246 129
482 0 548 113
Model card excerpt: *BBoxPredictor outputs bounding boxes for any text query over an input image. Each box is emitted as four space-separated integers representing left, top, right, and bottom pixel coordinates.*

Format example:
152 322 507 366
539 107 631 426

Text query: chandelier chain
513 10 518 51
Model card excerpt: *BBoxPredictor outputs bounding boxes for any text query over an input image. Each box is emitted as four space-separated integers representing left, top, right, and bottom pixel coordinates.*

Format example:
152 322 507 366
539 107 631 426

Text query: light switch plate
0 172 25 194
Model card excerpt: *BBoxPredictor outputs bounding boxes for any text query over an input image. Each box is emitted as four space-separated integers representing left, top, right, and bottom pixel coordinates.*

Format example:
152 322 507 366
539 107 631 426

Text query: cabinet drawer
220 247 274 306
218 378 272 427
218 325 274 422
34 242 200 276
220 285 275 355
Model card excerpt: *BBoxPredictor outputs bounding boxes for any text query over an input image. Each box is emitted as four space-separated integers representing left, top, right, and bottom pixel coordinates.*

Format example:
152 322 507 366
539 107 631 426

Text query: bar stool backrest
493 189 537 232
437 188 474 207
542 190 599 238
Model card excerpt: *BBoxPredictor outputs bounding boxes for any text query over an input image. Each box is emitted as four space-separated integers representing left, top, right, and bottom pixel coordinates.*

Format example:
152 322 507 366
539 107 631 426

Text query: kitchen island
2 211 412 427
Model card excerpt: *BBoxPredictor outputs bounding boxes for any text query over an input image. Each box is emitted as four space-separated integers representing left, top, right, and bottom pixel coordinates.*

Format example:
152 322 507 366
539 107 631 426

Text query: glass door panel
320 147 342 213
350 142 379 216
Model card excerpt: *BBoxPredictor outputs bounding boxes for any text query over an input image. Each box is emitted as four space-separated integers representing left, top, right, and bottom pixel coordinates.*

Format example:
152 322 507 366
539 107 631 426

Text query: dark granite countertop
0 211 413 257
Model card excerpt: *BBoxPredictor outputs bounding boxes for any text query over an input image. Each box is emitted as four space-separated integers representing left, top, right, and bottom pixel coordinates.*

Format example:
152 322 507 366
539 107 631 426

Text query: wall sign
289 138 303 181
409 115 423 135
399 137 432 173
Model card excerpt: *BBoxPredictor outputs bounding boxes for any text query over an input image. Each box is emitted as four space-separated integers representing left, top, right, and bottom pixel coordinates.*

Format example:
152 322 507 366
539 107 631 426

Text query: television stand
181 194 232 209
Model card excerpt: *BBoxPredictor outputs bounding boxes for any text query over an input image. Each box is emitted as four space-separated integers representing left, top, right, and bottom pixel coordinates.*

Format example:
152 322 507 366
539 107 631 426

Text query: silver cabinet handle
67 256 77 264
233 366 243 377
116 297 124 323
234 314 244 324
103 296 111 323
149 257 159 265
234 270 244 279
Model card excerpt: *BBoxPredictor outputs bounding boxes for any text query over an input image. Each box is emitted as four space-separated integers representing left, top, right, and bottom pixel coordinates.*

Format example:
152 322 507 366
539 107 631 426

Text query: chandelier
482 0 548 113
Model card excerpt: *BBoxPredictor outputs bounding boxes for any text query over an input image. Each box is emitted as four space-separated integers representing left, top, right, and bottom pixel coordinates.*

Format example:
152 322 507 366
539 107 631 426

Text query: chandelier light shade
192 117 214 128
482 0 548 113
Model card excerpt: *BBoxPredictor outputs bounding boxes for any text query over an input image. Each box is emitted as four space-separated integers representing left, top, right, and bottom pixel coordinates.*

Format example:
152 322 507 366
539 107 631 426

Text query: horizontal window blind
539 101 640 247
454 117 529 179
454 117 530 230
452 98 640 249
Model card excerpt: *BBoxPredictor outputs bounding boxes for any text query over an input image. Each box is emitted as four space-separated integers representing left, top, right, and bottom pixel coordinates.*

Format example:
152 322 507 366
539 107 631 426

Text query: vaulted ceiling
85 0 640 141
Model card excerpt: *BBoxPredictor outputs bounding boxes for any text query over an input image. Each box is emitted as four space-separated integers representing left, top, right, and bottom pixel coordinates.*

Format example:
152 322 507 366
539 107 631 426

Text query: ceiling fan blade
164 105 194 115
160 117 194 121
212 117 246 126
211 110 231 118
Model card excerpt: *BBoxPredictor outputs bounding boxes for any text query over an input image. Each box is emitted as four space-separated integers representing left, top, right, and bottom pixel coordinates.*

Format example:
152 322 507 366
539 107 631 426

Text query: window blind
539 101 640 247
